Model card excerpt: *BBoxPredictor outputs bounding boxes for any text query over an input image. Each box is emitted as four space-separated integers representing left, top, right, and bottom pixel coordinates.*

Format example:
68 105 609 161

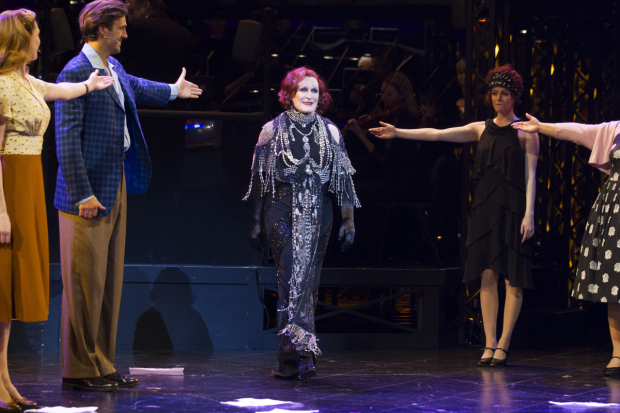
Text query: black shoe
477 347 497 367
62 377 119 392
12 397 36 410
0 402 21 413
298 354 317 381
102 372 140 388
490 348 510 367
604 356 620 376
272 364 299 380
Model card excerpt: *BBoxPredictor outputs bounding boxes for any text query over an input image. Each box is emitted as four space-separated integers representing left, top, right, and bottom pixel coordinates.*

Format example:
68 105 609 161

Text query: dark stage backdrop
43 108 266 266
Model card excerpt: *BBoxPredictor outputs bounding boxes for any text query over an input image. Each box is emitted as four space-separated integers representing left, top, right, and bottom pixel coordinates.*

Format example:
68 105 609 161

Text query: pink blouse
556 121 620 175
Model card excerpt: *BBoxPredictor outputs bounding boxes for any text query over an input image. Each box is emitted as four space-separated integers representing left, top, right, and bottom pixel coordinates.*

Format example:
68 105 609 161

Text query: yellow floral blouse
0 71 50 155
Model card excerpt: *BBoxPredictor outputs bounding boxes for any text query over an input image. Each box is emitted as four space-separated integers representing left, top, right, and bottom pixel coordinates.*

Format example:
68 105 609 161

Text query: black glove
248 179 265 252
338 200 355 252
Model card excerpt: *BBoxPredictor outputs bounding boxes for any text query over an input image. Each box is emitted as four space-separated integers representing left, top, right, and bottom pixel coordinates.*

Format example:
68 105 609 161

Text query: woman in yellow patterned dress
0 9 114 411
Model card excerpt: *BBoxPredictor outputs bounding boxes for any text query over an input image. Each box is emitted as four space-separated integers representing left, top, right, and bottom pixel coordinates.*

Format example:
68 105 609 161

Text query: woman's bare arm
369 121 485 143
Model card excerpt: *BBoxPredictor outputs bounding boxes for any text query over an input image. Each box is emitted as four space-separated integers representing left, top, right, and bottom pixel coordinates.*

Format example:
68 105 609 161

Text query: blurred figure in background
117 0 193 88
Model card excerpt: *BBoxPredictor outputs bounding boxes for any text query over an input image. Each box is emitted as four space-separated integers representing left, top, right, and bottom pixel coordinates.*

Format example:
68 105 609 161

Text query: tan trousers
58 171 126 378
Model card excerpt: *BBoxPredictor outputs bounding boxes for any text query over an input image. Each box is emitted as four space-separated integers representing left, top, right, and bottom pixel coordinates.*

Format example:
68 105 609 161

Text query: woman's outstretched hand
368 121 396 139
521 213 535 243
512 113 540 133
86 69 114 92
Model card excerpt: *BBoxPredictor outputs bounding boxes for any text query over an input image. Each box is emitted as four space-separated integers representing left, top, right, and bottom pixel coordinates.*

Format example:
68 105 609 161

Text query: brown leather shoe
62 376 119 392
102 372 140 388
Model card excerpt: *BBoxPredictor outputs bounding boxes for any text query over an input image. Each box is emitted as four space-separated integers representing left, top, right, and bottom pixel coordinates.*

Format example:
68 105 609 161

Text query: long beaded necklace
280 109 330 171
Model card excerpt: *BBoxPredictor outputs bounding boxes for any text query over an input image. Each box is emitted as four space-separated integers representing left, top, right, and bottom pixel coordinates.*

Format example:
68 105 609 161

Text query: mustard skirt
0 154 49 322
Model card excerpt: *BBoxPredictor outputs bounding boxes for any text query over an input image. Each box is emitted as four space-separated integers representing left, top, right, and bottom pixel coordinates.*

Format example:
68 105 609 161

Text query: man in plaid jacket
55 0 201 392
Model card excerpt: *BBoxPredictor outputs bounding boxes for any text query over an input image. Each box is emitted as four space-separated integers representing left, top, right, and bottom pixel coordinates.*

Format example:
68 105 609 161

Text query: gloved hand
248 179 265 252
338 200 355 251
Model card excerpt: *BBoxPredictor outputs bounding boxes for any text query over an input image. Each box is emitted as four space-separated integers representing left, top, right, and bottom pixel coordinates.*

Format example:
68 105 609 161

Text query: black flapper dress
244 110 359 373
463 119 533 288
573 136 620 303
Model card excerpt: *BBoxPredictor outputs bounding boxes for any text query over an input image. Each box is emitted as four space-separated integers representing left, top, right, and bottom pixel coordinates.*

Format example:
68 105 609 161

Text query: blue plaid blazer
54 52 171 217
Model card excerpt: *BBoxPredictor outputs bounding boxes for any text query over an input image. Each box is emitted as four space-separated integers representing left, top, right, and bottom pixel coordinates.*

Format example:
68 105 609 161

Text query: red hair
485 64 523 104
278 67 332 115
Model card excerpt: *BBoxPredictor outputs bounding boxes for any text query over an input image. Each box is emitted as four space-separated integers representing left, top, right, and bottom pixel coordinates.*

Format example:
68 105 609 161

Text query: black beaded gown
572 135 620 303
463 119 533 288
245 110 359 376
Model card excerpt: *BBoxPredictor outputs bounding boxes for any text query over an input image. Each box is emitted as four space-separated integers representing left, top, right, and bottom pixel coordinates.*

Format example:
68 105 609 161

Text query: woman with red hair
244 67 359 380
371 64 539 367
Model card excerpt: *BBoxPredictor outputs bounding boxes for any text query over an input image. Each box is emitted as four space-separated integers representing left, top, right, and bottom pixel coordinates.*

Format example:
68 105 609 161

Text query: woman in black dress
245 67 359 380
370 64 539 366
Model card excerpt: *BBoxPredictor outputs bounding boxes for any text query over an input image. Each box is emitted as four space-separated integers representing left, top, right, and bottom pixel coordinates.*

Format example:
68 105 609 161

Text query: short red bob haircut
485 64 524 104
278 67 332 115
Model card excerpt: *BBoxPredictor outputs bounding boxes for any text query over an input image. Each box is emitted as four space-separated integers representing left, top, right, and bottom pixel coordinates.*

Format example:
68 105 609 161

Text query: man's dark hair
134 0 167 13
79 0 128 42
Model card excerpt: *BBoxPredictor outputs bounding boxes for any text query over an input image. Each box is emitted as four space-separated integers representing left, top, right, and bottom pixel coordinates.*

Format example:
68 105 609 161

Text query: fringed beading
278 323 322 356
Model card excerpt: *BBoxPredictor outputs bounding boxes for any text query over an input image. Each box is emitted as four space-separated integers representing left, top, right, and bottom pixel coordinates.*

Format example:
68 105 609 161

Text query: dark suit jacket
117 11 194 84
54 52 171 217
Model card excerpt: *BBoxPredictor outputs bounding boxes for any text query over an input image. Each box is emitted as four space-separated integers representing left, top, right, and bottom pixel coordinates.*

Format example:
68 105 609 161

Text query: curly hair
79 0 128 43
485 64 523 104
278 67 332 115
0 9 37 76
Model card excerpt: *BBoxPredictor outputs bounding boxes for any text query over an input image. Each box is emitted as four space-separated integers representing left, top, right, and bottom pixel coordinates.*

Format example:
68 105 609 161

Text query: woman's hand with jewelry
511 113 540 133
369 121 396 139
520 213 535 243
0 211 10 244
86 69 115 92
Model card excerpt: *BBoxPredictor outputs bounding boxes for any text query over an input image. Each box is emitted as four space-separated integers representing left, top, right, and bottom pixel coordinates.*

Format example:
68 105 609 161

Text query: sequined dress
463 119 533 288
573 136 620 303
244 110 359 371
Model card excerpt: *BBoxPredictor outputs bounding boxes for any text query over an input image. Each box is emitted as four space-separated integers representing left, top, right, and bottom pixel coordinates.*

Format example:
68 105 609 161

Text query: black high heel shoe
298 353 317 381
604 356 620 376
490 348 510 367
477 347 497 367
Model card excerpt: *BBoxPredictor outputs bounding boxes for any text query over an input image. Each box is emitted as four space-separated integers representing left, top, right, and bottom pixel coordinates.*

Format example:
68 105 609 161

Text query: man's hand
79 196 106 219
175 68 203 99
0 212 10 244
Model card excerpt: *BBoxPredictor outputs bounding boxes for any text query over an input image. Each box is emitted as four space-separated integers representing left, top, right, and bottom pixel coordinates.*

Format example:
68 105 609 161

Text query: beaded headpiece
487 72 520 97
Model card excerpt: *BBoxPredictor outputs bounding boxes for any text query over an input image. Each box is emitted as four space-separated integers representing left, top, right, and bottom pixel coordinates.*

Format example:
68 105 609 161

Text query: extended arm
521 130 539 243
369 121 485 143
44 70 114 102
127 68 202 106
512 113 600 150
0 121 10 244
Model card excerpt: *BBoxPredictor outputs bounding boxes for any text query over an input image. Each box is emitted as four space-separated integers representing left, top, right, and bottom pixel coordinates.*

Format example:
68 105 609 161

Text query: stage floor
8 347 620 412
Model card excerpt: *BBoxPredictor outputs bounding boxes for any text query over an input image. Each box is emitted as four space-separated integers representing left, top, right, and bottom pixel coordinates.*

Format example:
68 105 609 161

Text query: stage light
324 56 334 59
551 63 555 75
271 54 279 57
297 55 306 58
250 90 259 93
495 44 499 58
521 30 527 34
